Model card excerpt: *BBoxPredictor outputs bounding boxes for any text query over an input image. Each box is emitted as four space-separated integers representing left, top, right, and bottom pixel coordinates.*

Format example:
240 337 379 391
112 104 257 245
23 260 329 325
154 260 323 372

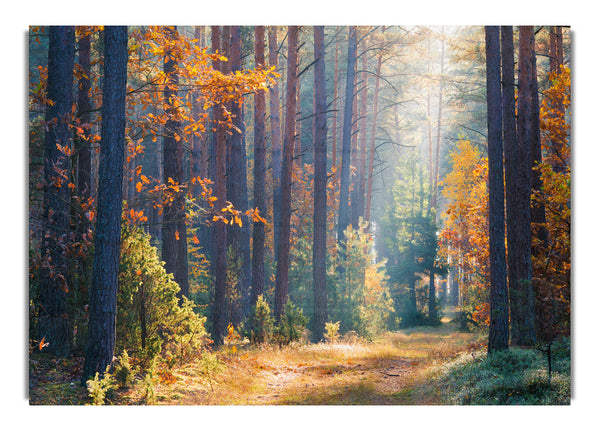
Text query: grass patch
417 339 571 405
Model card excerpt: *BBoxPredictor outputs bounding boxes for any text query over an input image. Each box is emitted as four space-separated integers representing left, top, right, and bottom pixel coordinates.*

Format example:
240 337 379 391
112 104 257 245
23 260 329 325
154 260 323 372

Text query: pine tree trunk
227 26 252 324
312 26 328 342
507 26 536 346
274 26 298 321
337 26 357 245
38 26 76 357
365 31 383 223
82 26 128 380
251 26 267 306
161 26 189 301
269 26 283 261
211 25 229 345
486 26 509 352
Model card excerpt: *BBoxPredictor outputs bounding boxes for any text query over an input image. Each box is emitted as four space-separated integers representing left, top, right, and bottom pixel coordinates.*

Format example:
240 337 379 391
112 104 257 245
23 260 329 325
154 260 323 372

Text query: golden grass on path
35 324 483 405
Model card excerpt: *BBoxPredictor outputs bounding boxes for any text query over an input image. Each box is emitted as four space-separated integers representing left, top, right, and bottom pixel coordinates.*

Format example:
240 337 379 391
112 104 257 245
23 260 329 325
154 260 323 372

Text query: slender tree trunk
38 26 76 357
274 26 298 321
356 40 368 224
161 26 189 301
365 31 383 223
83 26 128 380
251 26 267 307
486 26 509 352
226 26 252 324
211 25 228 345
337 26 357 245
269 26 283 261
507 26 536 346
332 36 340 171
312 26 328 342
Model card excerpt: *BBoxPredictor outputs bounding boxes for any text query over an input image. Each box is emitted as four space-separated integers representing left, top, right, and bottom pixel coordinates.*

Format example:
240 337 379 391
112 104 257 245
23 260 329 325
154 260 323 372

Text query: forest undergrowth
28 309 570 406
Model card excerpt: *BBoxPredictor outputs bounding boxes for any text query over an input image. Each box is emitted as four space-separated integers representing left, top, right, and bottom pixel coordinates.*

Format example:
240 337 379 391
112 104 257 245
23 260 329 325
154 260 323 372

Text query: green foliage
324 321 341 343
143 357 158 404
198 352 224 392
117 223 208 368
249 295 275 344
329 220 394 337
273 301 308 345
86 366 115 405
434 345 570 405
113 349 136 389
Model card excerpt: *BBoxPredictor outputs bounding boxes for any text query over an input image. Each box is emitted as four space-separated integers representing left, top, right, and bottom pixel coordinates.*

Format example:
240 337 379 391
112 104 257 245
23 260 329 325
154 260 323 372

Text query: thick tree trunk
486 26 509 352
38 26 76 357
274 26 298 321
82 26 128 380
506 26 536 346
312 26 328 342
251 26 267 306
337 26 357 245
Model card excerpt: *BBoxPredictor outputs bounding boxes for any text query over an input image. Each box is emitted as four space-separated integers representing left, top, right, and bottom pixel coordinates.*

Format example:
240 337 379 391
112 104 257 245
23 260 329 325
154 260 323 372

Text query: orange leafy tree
438 140 490 326
532 66 571 341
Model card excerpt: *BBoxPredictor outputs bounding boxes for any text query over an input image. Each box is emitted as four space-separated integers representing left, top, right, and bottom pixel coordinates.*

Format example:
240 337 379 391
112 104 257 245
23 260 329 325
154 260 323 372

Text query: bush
86 366 115 405
117 224 208 369
113 349 136 389
273 301 308 345
324 321 341 343
249 295 275 344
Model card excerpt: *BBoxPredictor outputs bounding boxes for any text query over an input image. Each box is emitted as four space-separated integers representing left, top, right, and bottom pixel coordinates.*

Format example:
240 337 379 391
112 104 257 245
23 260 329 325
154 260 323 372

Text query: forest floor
30 308 503 406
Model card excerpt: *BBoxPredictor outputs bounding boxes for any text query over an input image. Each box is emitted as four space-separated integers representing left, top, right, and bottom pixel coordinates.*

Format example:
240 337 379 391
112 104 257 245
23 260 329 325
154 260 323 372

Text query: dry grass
29 320 485 405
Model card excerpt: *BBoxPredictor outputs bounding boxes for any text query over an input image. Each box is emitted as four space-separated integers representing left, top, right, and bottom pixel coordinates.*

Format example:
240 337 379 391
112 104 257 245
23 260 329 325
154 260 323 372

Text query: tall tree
365 28 384 223
211 25 229 344
227 26 252 323
506 26 536 346
269 26 283 260
485 26 509 352
161 26 190 300
274 26 299 321
337 26 357 246
83 26 128 380
251 26 267 306
38 26 76 357
312 25 328 342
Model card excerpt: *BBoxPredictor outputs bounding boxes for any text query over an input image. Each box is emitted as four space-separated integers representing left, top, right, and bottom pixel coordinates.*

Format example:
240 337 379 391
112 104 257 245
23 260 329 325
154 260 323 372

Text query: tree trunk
38 26 76 357
312 26 328 342
337 26 357 245
82 26 128 380
269 26 283 261
486 26 509 352
251 26 267 307
274 26 298 321
365 30 383 223
506 26 536 346
226 26 252 324
161 26 189 301
211 25 229 345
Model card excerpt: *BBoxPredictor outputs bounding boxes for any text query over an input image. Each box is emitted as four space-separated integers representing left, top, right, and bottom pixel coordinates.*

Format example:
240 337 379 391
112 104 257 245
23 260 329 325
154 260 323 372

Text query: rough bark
486 26 509 352
506 26 536 346
161 26 189 301
269 26 283 261
274 26 298 321
211 25 228 345
38 26 76 357
312 26 328 342
227 26 252 323
337 26 357 245
82 26 128 380
251 26 267 306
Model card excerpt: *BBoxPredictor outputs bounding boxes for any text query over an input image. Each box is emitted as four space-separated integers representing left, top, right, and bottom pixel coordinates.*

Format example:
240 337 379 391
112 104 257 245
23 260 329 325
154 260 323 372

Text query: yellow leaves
136 182 143 193
175 230 180 241
192 235 200 245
